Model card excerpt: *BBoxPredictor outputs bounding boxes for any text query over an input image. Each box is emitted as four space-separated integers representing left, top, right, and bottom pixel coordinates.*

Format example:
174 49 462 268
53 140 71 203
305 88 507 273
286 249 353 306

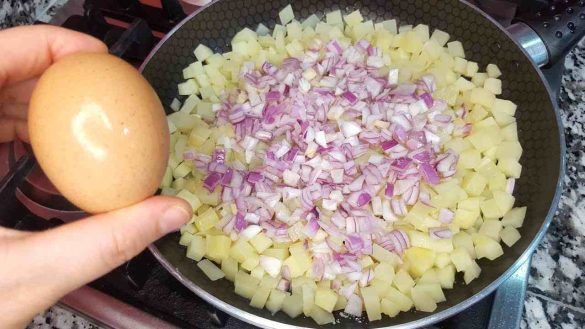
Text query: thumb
26 195 192 295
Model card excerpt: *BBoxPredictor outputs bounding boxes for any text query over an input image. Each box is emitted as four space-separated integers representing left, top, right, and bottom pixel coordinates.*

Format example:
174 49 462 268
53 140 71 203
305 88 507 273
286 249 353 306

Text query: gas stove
0 0 565 328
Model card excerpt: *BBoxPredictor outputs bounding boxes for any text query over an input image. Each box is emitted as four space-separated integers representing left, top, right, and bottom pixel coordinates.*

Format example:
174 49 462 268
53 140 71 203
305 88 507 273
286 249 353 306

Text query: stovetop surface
1 0 567 328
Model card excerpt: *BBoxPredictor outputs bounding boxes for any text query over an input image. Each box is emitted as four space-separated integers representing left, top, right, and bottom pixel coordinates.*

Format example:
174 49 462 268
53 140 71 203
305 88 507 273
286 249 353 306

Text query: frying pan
140 0 576 327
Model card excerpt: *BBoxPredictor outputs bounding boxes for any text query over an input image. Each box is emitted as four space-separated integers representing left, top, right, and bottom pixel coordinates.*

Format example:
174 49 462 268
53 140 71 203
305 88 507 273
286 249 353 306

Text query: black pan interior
142 0 561 327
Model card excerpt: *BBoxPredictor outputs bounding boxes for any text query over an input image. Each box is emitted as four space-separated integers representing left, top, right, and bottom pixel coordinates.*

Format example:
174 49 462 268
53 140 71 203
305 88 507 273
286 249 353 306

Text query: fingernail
160 204 192 234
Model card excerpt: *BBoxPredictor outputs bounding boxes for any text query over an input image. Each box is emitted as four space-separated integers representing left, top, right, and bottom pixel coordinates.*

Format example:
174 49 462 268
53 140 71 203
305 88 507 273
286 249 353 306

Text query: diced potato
372 244 402 266
435 252 452 269
302 284 315 316
221 257 238 282
472 72 488 87
404 247 436 278
230 239 257 263
463 260 482 284
474 234 504 260
438 265 456 289
487 63 502 78
418 268 438 284
278 4 294 25
178 79 198 95
384 287 413 312
501 207 527 228
315 288 338 312
415 283 446 302
496 141 522 161
453 57 468 74
430 28 449 46
374 262 395 282
479 219 503 241
393 269 415 294
195 208 219 232
497 158 522 178
179 232 194 246
308 305 334 325
493 190 515 214
197 259 225 281
250 276 278 308
501 226 521 246
447 41 465 58
450 247 473 272
454 208 479 229
459 149 482 169
206 235 231 261
326 10 343 27
250 233 273 253
484 78 502 95
455 77 475 92
282 293 303 318
465 61 478 78
380 298 400 317
462 172 488 197
241 256 260 271
361 286 382 321
266 289 289 314
235 271 260 299
344 10 364 27
411 285 437 312
334 295 348 311
186 235 206 261
194 44 213 62
480 198 504 219
470 87 495 108
176 189 202 211
262 248 289 260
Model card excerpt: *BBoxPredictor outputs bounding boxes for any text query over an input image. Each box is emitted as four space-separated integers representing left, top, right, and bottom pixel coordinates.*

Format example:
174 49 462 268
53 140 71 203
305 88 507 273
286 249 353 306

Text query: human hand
0 26 192 328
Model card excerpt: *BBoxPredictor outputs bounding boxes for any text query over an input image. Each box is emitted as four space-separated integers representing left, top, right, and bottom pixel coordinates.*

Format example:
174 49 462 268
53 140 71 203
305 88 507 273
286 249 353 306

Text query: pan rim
143 0 566 327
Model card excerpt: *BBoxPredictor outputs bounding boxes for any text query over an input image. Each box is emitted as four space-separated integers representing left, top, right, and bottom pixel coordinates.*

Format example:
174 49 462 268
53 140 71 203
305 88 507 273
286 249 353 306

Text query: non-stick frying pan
140 0 574 327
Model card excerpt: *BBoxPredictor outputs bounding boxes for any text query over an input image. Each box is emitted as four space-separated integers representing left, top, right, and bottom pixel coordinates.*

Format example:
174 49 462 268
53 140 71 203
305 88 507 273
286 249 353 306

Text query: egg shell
29 53 169 214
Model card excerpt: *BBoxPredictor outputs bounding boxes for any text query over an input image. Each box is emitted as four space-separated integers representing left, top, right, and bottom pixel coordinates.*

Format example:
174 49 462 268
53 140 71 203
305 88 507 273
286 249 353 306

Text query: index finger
0 25 108 89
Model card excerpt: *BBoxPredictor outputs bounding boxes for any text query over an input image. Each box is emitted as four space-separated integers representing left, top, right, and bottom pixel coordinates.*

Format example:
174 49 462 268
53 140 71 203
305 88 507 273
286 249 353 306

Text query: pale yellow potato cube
470 87 496 108
484 78 502 95
465 61 479 78
266 289 289 314
235 271 260 299
262 248 289 260
454 208 479 229
415 283 446 302
497 158 522 178
501 207 527 228
462 172 488 196
197 259 225 281
496 141 522 161
455 77 476 91
488 171 507 192
450 247 473 271
179 230 195 246
309 305 335 325
250 233 273 253
463 260 481 284
384 287 413 311
435 252 452 269
411 286 437 312
230 239 257 263
241 256 260 271
194 44 213 62
278 4 294 25
501 226 521 246
475 157 500 178
282 293 303 318
468 104 489 122
206 235 231 261
250 266 265 280
186 235 206 261
487 63 502 77
445 137 473 153
404 247 436 278
447 40 465 58
474 234 503 260
344 9 364 27
422 39 443 60
393 269 415 293
459 149 482 169
381 298 401 317
315 288 338 312
492 99 517 115
453 57 468 74
326 10 343 27
374 262 395 282
372 244 402 266
196 208 219 232
361 286 382 321
176 189 202 211
178 79 198 95
221 257 238 282
334 295 348 311
480 198 503 219
302 284 316 316
472 72 488 87
493 190 515 214
453 231 477 258
430 28 450 46
479 219 503 241
418 268 438 284
438 265 456 289
501 122 519 141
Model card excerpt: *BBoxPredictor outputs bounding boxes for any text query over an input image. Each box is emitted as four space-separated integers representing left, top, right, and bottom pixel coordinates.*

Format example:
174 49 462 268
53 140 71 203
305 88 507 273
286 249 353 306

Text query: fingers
0 118 28 143
23 196 192 295
0 77 38 106
0 25 107 88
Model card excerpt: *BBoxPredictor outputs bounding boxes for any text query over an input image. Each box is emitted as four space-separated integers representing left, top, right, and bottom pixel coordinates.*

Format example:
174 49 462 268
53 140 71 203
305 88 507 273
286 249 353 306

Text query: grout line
526 291 585 315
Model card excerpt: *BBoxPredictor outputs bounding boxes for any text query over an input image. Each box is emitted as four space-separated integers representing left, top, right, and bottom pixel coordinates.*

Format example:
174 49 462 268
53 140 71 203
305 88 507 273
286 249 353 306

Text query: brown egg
29 53 169 214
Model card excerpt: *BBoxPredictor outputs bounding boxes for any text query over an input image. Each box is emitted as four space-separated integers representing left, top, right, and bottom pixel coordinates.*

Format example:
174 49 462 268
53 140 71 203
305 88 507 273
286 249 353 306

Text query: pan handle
510 1 585 67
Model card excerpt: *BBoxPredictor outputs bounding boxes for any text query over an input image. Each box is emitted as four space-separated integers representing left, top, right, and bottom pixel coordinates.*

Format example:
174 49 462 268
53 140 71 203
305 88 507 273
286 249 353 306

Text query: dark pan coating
141 0 563 327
